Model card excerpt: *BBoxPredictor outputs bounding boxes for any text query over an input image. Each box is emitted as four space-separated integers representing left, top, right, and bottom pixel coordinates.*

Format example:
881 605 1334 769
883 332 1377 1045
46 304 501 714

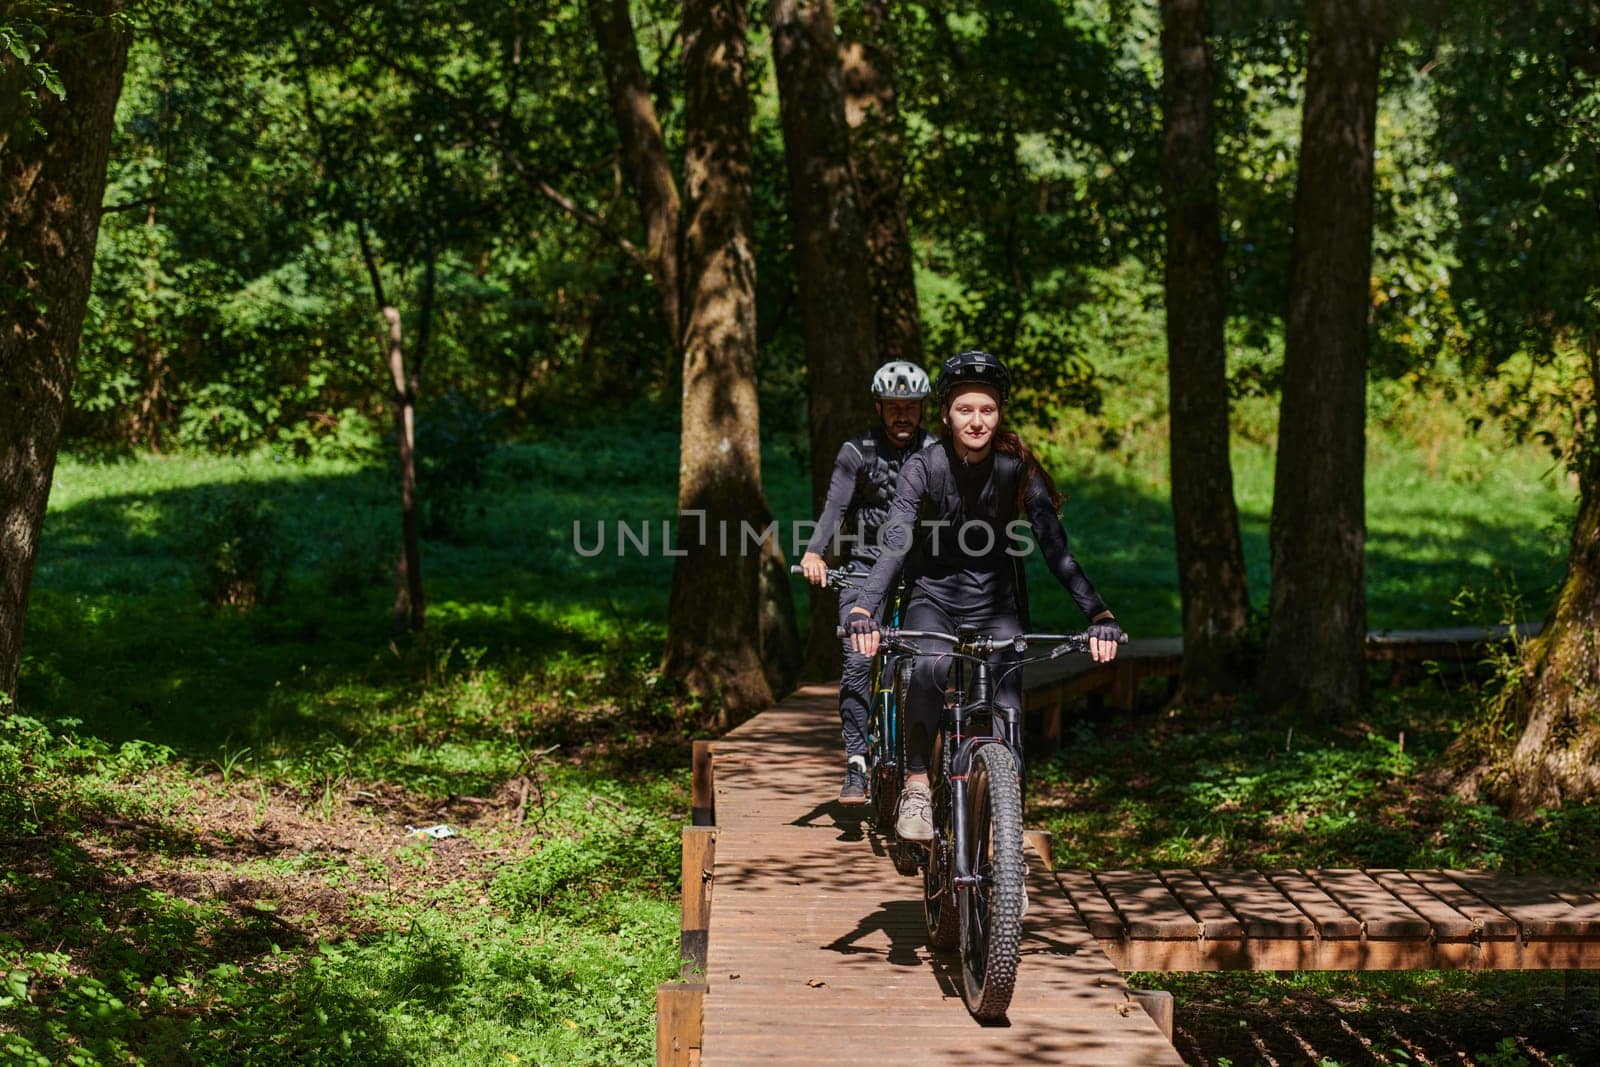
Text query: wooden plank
1054 869 1126 939
1400 869 1520 939
1108 660 1140 711
697 684 1184 1065
1095 870 1202 939
680 826 716 972
1158 869 1242 939
691 740 715 826
657 981 706 1067
1198 869 1316 939
1023 828 1053 872
1519 940 1600 969
1262 870 1362 938
1443 870 1600 939
1368 869 1476 940
1130 989 1174 1042
1306 869 1430 938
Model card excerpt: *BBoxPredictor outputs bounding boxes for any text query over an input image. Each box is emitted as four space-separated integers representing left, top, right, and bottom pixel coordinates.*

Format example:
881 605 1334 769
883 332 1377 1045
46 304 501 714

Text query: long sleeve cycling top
854 439 1110 623
805 426 936 564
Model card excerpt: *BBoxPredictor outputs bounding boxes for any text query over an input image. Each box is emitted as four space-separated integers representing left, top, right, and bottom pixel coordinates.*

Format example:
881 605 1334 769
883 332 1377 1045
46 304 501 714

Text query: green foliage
492 808 679 921
414 391 504 540
1034 675 1599 877
191 493 287 611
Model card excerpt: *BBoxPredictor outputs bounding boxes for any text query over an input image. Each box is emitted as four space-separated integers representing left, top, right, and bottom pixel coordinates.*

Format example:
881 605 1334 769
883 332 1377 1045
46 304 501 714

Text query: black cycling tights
901 598 1022 774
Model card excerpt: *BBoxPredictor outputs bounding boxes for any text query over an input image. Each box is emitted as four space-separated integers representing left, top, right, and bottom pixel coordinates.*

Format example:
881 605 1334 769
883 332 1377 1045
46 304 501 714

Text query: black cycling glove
846 612 880 638
1087 617 1123 645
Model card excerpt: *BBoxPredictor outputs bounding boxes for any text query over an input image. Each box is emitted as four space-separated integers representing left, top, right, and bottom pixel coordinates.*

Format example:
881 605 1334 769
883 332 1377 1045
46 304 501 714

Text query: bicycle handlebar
790 562 859 590
833 625 1128 659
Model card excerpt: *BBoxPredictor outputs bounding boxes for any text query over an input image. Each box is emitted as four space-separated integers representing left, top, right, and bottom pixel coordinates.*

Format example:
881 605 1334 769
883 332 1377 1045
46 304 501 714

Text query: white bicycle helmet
871 360 932 400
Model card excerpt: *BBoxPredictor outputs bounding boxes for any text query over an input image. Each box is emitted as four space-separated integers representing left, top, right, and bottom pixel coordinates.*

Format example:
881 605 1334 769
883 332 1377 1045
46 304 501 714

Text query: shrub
192 494 287 611
414 392 504 540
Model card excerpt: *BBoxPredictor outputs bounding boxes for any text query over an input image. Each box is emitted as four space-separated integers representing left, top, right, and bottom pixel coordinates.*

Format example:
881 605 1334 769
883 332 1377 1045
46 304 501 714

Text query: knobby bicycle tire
922 732 960 948
960 743 1025 1021
870 657 911 835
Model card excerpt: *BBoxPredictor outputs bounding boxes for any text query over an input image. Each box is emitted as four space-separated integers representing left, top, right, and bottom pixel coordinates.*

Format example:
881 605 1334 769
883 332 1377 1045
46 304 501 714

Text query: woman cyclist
845 350 1123 842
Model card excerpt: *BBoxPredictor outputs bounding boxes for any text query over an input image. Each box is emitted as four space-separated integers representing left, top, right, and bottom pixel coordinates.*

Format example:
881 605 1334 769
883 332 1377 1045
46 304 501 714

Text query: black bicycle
792 564 911 844
874 624 1114 1020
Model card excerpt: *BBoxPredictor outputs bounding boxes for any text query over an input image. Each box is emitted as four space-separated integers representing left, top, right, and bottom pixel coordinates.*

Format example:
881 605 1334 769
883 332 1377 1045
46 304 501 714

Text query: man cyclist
845 350 1123 842
800 360 937 805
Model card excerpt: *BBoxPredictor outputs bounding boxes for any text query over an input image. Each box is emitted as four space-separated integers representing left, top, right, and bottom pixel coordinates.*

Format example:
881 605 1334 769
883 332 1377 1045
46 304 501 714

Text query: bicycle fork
945 703 1024 892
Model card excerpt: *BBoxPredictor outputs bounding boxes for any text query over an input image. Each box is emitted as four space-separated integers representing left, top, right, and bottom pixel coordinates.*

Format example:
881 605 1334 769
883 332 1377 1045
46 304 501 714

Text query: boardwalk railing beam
691 740 715 827
1023 828 1053 872
1022 624 1546 728
1131 989 1175 1043
656 980 707 1067
680 826 716 974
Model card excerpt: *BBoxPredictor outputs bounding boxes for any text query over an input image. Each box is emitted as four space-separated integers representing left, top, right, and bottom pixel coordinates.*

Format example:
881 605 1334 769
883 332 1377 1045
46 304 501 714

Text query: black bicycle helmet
936 349 1012 403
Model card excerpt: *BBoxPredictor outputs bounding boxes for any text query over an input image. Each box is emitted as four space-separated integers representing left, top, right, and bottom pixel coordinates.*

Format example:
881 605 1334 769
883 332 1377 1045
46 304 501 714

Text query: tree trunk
664 0 773 717
356 225 425 634
1491 348 1600 816
0 5 130 702
769 0 882 681
588 0 683 346
839 0 922 367
1259 0 1381 718
758 523 802 698
1160 0 1251 701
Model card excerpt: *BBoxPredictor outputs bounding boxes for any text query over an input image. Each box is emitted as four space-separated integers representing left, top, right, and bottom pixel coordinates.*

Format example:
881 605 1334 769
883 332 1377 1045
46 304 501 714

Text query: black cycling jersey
855 437 1110 625
805 425 938 565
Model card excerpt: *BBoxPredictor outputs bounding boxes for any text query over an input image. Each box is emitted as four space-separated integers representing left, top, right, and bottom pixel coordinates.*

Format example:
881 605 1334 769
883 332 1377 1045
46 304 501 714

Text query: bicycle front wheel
959 742 1025 1021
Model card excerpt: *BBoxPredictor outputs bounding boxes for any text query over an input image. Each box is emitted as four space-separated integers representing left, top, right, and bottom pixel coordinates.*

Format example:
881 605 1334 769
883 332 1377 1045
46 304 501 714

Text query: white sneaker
895 781 934 841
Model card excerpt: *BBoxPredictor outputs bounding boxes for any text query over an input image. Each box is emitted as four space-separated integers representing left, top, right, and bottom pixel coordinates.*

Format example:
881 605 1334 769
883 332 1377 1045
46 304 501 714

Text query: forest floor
2 413 1593 1065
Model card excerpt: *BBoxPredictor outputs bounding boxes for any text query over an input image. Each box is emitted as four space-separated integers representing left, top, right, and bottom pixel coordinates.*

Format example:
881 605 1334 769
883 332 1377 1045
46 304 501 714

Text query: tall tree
1259 0 1382 717
769 0 881 679
0 2 130 700
587 0 682 346
839 0 922 367
588 0 798 698
662 0 774 715
1160 0 1251 700
288 38 431 633
1436 5 1600 815
1494 400 1600 815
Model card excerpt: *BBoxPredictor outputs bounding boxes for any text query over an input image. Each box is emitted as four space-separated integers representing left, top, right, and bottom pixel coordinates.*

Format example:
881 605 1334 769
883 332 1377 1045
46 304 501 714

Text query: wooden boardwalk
660 656 1599 1065
1058 866 1600 973
1021 624 1543 732
686 685 1183 1066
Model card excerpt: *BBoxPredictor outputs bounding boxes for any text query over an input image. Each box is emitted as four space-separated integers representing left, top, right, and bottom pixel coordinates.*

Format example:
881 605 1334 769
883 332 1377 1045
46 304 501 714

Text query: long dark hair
939 395 1063 512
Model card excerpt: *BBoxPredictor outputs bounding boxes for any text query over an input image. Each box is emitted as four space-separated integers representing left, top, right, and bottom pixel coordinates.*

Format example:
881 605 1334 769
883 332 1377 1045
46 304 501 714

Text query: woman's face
944 384 1001 457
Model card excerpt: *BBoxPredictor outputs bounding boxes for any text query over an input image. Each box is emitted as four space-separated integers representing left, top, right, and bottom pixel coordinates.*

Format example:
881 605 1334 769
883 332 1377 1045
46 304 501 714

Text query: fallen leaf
563 1020 578 1029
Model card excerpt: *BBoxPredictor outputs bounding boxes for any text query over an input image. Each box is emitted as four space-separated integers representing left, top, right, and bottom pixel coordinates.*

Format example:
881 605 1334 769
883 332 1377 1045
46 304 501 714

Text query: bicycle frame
937 637 1023 891
883 626 1099 872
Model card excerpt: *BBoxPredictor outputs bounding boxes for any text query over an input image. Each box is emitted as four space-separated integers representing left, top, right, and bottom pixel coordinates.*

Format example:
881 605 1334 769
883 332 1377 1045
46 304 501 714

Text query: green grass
1 398 1584 1065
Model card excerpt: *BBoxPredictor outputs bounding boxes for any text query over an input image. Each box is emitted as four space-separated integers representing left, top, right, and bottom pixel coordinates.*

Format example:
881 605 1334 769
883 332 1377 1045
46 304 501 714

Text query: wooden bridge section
1056 866 1600 973
1021 624 1542 742
658 640 1598 1066
662 685 1184 1066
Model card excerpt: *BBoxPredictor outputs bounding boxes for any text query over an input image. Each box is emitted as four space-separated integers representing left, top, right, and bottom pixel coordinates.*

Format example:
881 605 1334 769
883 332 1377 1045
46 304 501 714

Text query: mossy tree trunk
0 4 130 701
663 0 774 718
1260 0 1382 718
1493 350 1600 817
1160 0 1251 701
